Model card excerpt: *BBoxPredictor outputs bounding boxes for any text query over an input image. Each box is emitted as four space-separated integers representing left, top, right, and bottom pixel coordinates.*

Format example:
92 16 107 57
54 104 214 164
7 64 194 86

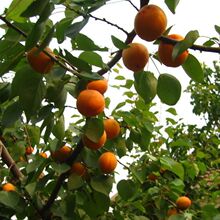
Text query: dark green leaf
134 71 157 103
111 35 129 49
157 73 181 105
56 18 72 43
38 26 55 51
68 173 84 190
182 54 204 82
52 115 65 140
117 179 136 200
84 118 104 142
214 25 220 35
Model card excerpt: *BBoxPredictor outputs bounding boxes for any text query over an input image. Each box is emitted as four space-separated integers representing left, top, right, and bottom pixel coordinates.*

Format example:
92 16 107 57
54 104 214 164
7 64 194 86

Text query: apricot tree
0 0 220 219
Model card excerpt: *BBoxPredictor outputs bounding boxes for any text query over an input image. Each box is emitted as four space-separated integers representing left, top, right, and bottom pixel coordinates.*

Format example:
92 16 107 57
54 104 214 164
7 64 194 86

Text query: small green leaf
134 71 157 103
111 35 129 49
117 179 136 200
166 107 177 115
52 115 65 140
157 73 181 105
84 118 104 143
172 30 199 60
182 54 204 82
214 25 220 35
165 0 180 14
79 51 105 68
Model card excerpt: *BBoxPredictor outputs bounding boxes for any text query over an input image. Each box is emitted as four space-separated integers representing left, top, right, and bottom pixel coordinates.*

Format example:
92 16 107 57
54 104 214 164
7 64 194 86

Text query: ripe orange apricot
134 4 167 41
25 146 34 155
83 131 107 150
158 34 189 67
98 151 117 174
27 47 55 73
87 79 108 95
167 208 178 216
76 89 105 117
39 152 47 159
122 43 149 72
52 145 72 162
2 183 16 192
176 196 192 210
71 162 87 176
104 118 120 140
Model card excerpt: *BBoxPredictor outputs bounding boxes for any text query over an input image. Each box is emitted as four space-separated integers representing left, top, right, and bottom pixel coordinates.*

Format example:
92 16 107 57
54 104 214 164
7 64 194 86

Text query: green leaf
56 18 72 43
11 65 46 121
157 73 181 105
84 118 104 143
66 17 89 39
21 0 49 17
50 162 70 175
168 214 185 220
79 51 105 68
38 26 55 51
0 83 11 104
68 173 84 190
117 179 136 200
165 0 180 14
111 35 129 49
52 115 65 140
0 191 25 213
6 0 34 22
160 157 184 179
26 125 40 146
134 71 157 103
2 100 23 127
172 30 199 60
166 107 177 115
182 54 204 82
72 33 108 51
91 176 114 196
214 25 220 35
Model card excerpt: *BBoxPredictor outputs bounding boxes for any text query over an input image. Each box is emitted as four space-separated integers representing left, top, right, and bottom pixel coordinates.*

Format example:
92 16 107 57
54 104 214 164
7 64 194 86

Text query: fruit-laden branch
0 140 24 180
40 139 84 218
159 36 220 54
0 15 81 77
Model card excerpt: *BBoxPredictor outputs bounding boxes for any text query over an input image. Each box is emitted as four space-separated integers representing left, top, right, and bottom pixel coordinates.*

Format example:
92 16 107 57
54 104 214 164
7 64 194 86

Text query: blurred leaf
38 26 55 51
68 173 84 190
134 71 157 103
50 162 70 175
182 54 204 82
117 179 136 200
26 125 40 146
56 18 72 43
79 51 105 68
166 107 177 115
214 25 220 35
84 118 104 143
172 30 199 60
157 73 181 105
111 35 129 49
165 0 180 13
52 115 65 140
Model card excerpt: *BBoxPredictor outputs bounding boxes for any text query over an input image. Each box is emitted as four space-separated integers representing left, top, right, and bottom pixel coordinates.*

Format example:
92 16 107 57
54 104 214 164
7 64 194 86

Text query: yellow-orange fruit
39 152 47 159
134 4 167 41
25 146 34 155
104 118 120 140
27 47 54 73
2 183 16 192
98 151 117 174
158 34 189 67
76 89 105 117
167 208 178 216
122 43 149 72
176 196 192 210
83 131 107 150
52 145 72 162
87 79 108 95
71 162 87 176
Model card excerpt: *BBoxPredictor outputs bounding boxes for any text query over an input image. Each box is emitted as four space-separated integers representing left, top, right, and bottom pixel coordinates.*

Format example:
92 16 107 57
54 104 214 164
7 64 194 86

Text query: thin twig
126 0 139 11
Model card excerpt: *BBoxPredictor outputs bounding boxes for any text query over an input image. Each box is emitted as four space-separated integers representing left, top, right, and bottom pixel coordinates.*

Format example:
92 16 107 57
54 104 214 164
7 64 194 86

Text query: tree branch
0 140 24 180
126 0 139 11
140 0 150 8
159 36 220 54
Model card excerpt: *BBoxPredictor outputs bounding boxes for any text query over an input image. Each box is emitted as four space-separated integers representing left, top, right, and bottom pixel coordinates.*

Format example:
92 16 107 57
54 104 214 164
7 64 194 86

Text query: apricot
148 173 157 181
98 151 117 174
176 196 192 210
134 4 167 41
25 146 34 155
122 43 149 72
39 152 47 159
167 208 178 216
158 34 189 67
104 118 120 140
76 89 105 117
52 145 72 162
83 131 107 150
27 47 55 73
71 162 87 176
87 79 108 95
2 183 16 192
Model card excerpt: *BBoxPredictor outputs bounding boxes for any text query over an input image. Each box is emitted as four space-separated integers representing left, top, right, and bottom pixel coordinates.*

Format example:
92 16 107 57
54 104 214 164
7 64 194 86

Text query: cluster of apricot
122 4 189 72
